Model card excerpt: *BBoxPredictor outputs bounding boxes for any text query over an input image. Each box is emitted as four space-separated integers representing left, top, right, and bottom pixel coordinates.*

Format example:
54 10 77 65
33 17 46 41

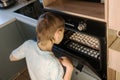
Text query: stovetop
14 0 44 20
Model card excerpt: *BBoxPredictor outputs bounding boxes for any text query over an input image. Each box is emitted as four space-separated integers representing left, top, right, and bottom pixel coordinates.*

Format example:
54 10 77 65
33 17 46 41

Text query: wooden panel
109 0 120 30
107 29 117 47
14 68 30 80
43 0 56 6
0 21 26 80
109 38 120 72
110 38 120 51
108 48 120 72
105 0 108 22
107 68 116 80
116 72 120 80
44 0 105 22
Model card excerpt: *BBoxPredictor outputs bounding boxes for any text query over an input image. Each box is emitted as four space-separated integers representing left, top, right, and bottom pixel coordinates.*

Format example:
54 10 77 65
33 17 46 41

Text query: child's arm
9 54 21 61
59 57 73 80
9 46 25 61
9 40 31 61
63 66 73 80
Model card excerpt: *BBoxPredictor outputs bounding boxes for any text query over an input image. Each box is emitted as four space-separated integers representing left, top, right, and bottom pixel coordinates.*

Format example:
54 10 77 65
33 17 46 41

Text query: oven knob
77 22 87 31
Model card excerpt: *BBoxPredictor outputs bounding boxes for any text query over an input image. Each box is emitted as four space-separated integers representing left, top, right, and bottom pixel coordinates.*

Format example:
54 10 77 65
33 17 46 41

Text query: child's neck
38 40 53 52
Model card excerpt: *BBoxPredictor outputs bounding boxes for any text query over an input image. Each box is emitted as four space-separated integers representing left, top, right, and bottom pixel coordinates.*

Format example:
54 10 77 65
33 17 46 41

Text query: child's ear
54 30 60 38
54 30 61 40
58 30 62 34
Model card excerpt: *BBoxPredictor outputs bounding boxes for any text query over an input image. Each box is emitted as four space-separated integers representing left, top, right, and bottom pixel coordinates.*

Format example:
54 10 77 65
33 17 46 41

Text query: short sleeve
49 61 63 80
11 40 30 60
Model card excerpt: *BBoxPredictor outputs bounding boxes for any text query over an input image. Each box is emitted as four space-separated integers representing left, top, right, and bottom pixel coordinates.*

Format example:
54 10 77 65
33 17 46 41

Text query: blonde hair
36 12 65 44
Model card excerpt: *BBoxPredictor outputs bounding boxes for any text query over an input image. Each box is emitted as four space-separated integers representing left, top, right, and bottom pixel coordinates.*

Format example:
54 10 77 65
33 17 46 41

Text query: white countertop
0 0 38 28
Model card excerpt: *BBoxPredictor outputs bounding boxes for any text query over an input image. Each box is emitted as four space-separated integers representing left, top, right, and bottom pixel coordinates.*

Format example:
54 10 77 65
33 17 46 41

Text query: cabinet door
0 21 26 80
16 21 36 41
109 0 120 30
107 68 116 80
116 72 120 80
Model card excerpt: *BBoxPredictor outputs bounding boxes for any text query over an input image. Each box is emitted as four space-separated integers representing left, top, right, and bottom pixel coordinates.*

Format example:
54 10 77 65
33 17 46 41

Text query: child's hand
59 57 73 70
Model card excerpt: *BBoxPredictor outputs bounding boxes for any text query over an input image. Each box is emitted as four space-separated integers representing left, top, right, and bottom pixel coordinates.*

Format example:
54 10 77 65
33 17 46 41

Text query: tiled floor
13 68 30 80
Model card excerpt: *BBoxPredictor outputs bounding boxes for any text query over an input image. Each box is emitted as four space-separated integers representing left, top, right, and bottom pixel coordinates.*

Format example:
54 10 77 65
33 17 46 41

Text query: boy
9 12 73 80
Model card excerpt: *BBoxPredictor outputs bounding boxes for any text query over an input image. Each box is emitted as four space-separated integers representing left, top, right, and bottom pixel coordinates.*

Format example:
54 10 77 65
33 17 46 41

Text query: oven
14 1 107 79
44 10 107 80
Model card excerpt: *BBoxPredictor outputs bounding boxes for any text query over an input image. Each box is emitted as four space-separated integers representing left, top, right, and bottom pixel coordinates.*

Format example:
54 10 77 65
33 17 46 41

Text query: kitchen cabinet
108 0 120 80
108 0 120 78
108 28 120 80
116 72 120 80
0 20 36 80
43 0 106 22
16 21 36 41
107 68 116 80
109 38 120 72
0 21 26 80
107 29 117 80
109 0 120 30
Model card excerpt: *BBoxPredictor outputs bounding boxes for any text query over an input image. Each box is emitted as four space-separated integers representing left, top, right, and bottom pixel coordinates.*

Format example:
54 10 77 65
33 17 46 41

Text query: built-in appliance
14 1 107 80
47 10 107 80
14 0 44 19
0 0 16 8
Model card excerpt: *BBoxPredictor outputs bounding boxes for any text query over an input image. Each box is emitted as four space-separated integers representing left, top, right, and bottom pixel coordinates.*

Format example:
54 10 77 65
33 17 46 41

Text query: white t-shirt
11 40 64 80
